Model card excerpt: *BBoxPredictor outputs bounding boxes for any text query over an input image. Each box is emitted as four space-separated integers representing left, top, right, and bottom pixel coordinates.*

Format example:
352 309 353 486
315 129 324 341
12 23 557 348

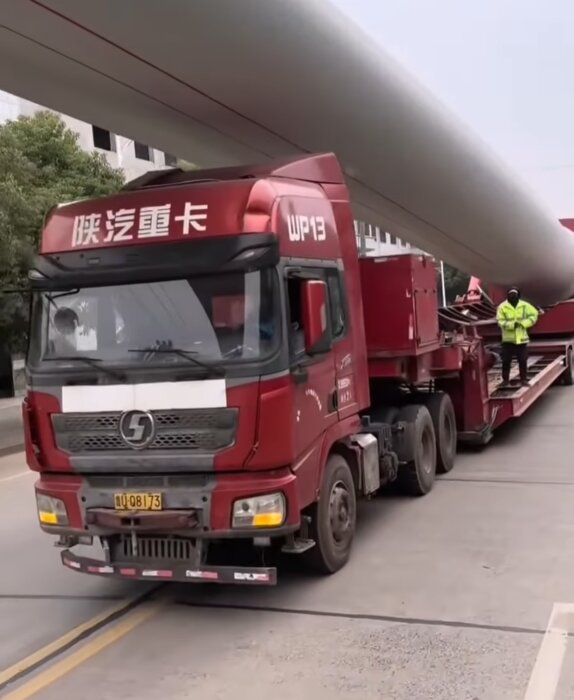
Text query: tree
0 111 124 353
443 264 470 302
437 263 470 304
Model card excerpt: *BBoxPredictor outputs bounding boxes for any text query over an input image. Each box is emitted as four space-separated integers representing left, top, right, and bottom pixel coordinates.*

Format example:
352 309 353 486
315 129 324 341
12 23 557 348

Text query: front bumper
35 467 301 536
61 548 277 585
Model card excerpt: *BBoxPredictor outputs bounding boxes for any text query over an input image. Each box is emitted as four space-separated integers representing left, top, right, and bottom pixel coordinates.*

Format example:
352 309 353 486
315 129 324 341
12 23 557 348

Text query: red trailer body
22 153 574 585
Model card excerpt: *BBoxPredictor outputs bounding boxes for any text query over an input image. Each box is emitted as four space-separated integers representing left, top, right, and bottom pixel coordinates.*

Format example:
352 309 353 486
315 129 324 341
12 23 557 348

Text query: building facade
0 90 174 182
354 221 423 257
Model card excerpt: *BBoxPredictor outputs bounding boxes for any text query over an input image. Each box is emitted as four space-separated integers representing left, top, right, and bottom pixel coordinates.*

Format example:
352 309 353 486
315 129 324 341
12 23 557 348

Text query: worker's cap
507 286 520 295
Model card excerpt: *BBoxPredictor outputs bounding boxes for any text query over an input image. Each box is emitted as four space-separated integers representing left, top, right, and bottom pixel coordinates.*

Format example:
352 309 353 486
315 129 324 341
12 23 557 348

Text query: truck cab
23 153 384 584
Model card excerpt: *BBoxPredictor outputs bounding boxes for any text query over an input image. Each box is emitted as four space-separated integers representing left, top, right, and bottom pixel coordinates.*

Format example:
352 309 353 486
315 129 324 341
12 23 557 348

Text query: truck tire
397 404 437 496
423 392 457 473
305 453 357 575
373 406 399 426
562 347 574 386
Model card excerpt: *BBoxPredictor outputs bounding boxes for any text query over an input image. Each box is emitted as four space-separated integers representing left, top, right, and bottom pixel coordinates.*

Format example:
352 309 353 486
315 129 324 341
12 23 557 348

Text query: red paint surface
214 383 259 472
42 182 253 254
360 254 440 358
25 392 71 473
247 376 293 470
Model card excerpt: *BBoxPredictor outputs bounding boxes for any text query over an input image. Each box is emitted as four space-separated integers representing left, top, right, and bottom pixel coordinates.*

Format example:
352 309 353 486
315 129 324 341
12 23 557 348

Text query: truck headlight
36 493 69 526
232 492 286 528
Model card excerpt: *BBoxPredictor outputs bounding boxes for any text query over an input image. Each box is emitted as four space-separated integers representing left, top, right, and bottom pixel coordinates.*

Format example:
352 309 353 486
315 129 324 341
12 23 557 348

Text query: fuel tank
1 0 573 304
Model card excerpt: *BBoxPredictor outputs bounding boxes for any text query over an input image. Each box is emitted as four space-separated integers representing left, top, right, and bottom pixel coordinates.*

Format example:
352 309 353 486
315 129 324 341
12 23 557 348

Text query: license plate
113 492 163 511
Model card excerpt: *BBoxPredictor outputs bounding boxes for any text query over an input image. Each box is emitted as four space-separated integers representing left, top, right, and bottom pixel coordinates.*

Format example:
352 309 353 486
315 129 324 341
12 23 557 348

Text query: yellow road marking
0 592 152 687
2 600 163 700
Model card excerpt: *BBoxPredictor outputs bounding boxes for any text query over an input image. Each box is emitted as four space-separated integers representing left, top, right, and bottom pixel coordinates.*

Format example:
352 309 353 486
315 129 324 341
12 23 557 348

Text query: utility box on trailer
359 255 440 356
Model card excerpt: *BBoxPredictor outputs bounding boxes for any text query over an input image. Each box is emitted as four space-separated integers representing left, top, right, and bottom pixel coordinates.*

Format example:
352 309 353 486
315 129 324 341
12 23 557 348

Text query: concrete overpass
1 0 574 304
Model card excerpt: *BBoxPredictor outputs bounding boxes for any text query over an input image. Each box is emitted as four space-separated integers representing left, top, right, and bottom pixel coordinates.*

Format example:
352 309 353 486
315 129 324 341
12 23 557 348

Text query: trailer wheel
562 348 574 386
305 453 356 575
397 404 437 496
423 392 457 473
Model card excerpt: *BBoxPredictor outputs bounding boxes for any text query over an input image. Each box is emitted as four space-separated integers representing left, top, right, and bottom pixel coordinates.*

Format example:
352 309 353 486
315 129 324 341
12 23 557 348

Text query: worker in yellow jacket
496 287 539 387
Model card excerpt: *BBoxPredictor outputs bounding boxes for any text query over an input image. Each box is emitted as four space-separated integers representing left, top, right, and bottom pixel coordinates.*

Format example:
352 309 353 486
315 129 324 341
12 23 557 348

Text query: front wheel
304 453 357 575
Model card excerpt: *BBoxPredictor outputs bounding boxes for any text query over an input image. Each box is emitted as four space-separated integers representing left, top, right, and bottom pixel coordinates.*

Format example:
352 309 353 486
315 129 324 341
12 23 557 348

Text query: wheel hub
329 481 352 544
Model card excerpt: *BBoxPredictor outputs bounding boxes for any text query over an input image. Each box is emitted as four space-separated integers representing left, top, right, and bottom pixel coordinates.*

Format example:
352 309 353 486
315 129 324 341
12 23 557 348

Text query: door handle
328 388 338 412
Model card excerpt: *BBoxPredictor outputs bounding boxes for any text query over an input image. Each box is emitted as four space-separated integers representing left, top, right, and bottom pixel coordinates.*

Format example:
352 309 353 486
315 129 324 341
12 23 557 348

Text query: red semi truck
23 153 574 585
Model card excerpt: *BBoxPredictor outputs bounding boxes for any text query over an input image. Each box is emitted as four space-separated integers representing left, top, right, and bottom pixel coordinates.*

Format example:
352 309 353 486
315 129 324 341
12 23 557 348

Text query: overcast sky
332 0 574 217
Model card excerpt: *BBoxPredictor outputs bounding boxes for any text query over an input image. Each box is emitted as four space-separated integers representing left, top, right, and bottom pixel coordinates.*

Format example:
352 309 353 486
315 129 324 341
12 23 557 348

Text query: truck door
325 268 359 420
286 270 338 462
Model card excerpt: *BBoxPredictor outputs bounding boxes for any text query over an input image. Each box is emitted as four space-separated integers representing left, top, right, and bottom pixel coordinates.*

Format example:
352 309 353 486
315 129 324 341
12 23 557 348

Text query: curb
0 443 25 458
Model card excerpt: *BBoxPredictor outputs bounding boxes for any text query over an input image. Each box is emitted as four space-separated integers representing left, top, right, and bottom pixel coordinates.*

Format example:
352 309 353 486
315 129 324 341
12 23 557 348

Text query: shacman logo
118 410 156 449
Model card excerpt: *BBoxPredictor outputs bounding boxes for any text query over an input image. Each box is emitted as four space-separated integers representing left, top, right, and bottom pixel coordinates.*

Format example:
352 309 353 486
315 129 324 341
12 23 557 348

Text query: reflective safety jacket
496 300 539 344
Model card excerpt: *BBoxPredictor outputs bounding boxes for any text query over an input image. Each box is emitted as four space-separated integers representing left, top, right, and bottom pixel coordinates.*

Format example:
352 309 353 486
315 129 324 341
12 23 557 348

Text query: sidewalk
0 397 23 455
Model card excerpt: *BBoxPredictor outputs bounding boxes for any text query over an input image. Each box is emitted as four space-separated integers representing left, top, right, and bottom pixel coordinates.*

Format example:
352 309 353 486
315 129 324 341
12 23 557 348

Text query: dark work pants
501 342 528 382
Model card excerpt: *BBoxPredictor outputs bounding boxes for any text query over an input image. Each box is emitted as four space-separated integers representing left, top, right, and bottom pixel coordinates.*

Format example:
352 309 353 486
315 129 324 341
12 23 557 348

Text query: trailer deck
488 352 567 427
440 293 574 444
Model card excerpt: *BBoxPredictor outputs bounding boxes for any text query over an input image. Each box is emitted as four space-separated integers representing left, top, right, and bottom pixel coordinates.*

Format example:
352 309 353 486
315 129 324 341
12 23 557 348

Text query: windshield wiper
43 356 125 382
44 289 80 308
128 347 226 377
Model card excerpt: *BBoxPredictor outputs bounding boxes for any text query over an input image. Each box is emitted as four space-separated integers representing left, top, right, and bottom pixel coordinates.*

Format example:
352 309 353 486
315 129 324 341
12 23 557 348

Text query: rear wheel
423 392 457 473
374 406 400 426
305 453 356 575
397 404 437 496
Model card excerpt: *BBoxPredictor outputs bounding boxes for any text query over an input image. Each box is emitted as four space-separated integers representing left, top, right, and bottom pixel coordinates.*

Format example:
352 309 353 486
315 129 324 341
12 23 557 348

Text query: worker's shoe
520 379 530 387
498 380 512 389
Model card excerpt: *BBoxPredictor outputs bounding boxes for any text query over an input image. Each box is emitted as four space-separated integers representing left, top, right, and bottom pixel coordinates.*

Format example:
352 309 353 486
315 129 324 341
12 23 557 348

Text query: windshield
29 269 280 369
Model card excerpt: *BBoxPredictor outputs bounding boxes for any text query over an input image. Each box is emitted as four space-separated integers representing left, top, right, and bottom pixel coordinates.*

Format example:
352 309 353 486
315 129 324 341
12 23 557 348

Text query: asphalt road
0 399 23 455
2 386 574 699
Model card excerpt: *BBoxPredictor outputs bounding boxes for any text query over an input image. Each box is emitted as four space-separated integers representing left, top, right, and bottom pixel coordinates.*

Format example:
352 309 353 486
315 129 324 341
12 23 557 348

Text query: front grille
52 408 237 454
111 534 196 562
59 410 235 433
65 431 222 452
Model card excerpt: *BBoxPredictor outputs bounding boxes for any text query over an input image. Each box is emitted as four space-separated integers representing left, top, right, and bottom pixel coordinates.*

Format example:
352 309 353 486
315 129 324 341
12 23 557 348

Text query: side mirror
302 280 331 355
